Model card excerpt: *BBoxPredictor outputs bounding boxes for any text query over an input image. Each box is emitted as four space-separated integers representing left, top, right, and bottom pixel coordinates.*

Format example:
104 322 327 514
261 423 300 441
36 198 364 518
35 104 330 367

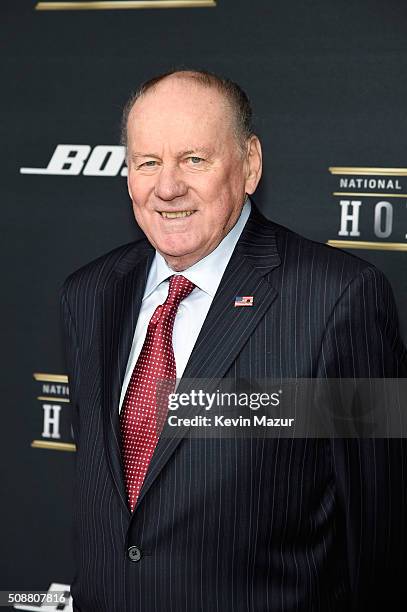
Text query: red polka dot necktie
120 274 195 512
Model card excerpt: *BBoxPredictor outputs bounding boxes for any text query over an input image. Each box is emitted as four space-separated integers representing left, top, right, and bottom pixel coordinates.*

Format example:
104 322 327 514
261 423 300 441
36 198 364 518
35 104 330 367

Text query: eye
137 160 157 169
187 156 204 164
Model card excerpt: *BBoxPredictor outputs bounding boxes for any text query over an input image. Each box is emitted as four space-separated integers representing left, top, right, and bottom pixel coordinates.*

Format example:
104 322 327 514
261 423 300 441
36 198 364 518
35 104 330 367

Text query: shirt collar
143 198 251 300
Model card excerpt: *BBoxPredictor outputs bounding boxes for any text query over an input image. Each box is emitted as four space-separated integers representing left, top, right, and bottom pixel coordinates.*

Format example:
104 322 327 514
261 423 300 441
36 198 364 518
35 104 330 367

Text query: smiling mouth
159 210 196 219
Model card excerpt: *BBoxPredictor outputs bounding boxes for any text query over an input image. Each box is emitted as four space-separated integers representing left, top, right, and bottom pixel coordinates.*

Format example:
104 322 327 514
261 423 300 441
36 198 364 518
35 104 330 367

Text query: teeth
160 210 194 218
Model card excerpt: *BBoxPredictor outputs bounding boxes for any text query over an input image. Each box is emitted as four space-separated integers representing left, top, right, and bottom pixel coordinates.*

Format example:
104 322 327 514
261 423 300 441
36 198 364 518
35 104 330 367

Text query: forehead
127 77 234 151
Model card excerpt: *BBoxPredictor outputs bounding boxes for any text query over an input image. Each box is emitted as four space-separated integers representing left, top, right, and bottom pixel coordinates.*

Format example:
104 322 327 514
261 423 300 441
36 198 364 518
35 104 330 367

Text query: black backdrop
1 0 407 607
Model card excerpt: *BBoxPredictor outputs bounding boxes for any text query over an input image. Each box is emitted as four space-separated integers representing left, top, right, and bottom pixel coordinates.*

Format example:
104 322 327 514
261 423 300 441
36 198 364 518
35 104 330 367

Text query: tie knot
166 274 195 307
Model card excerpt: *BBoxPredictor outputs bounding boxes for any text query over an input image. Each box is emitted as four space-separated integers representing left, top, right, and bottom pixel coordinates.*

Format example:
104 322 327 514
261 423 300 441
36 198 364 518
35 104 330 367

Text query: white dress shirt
118 198 251 413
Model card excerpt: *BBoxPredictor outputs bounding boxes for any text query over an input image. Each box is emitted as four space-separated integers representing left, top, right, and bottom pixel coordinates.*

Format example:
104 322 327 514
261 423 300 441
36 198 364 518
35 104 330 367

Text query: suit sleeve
60 287 81 451
316 265 407 378
316 265 407 610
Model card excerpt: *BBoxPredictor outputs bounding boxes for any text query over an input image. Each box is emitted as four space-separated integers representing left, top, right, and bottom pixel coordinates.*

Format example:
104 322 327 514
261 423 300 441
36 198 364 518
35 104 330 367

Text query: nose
154 164 188 201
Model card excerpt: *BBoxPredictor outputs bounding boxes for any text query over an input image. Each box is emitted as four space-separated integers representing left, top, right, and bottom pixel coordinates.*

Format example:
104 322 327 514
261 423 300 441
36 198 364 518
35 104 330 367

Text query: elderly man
61 70 407 611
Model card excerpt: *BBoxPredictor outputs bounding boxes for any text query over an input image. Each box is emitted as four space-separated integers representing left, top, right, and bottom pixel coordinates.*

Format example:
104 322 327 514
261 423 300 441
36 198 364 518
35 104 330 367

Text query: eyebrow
131 152 160 160
178 147 212 157
130 147 213 161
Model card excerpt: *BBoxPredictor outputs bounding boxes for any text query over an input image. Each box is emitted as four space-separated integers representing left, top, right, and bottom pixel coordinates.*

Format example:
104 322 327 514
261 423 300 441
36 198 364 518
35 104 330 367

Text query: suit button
127 546 142 562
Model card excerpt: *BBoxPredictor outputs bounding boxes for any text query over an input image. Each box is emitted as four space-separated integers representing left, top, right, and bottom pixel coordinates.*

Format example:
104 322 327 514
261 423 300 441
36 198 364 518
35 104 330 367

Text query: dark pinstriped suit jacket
60 202 407 612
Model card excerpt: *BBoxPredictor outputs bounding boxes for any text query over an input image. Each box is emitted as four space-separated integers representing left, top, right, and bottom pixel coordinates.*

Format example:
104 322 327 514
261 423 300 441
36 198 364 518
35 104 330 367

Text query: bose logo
20 145 127 177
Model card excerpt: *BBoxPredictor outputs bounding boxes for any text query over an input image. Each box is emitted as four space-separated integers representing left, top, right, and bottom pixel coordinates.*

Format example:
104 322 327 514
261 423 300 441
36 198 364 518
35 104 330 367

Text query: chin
159 247 194 261
157 237 198 258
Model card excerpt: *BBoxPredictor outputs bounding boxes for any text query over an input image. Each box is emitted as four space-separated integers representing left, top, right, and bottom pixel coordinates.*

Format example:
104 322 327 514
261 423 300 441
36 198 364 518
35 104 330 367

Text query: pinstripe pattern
60 202 407 611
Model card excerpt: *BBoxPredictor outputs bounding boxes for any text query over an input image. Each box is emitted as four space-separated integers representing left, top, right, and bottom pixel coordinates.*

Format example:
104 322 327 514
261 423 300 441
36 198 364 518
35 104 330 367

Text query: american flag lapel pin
234 296 254 307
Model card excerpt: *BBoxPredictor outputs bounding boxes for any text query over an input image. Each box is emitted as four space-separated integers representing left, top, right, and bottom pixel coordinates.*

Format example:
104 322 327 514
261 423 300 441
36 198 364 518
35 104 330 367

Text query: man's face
126 76 262 271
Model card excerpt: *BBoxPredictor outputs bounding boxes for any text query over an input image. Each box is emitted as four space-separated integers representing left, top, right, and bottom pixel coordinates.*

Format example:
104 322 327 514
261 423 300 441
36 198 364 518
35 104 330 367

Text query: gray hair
120 69 254 156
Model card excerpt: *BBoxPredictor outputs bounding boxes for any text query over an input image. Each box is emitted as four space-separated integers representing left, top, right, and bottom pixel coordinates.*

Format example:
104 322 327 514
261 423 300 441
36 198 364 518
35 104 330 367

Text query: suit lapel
136 205 282 508
100 242 154 516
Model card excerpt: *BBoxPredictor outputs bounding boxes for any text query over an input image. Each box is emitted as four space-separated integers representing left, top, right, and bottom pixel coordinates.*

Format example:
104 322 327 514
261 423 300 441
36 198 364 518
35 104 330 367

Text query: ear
244 135 262 195
126 159 133 201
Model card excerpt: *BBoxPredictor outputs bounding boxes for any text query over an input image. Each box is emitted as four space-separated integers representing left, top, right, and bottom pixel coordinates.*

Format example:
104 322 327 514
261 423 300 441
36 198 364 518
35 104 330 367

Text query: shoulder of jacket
268 218 380 285
60 237 153 299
